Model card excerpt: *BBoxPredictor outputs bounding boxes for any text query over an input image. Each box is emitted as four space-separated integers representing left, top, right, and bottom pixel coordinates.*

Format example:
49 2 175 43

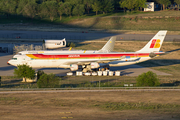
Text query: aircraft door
26 56 32 65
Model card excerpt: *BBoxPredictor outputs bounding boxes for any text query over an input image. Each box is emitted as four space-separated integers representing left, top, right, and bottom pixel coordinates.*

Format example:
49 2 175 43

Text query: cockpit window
16 53 22 55
12 58 17 60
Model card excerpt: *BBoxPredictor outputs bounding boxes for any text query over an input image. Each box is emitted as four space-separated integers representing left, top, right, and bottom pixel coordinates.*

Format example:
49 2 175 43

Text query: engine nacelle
90 62 100 69
70 64 78 71
149 52 157 58
45 38 66 49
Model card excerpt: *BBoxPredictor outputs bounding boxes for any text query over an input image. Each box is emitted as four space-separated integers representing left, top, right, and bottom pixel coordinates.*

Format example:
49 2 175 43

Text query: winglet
98 37 116 53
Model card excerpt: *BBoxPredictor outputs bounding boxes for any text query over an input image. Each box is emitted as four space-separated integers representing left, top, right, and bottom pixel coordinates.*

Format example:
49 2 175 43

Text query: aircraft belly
28 60 65 68
109 61 138 66
108 57 151 67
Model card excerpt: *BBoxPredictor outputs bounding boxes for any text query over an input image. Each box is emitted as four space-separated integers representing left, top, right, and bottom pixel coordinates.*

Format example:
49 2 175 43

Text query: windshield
16 53 22 55
12 58 17 60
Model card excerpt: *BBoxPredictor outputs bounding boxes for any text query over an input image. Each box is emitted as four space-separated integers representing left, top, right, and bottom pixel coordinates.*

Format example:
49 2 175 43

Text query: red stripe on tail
150 39 156 48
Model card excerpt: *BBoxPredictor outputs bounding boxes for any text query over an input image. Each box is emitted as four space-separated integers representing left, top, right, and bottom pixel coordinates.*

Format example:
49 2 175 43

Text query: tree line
0 0 179 21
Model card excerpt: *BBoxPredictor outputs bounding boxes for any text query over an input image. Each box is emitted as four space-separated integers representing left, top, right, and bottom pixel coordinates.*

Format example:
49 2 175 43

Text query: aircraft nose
7 60 11 65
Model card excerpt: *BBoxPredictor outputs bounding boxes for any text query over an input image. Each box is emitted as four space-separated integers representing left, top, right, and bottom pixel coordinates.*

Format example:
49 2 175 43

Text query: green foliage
120 0 146 12
0 0 174 23
58 1 64 20
72 4 85 16
156 0 171 10
175 0 180 4
134 16 138 22
66 0 83 5
119 0 136 11
40 0 58 21
0 0 17 16
92 0 102 15
162 0 171 7
135 0 147 11
14 64 35 79
77 81 124 87
100 102 180 110
16 0 38 18
63 2 72 17
83 0 93 14
37 73 59 88
37 70 45 80
101 0 114 14
136 71 160 87
24 1 38 18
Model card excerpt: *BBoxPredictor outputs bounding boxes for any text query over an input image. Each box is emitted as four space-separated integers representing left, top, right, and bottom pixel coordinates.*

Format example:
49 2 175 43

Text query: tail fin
98 37 116 53
136 30 167 53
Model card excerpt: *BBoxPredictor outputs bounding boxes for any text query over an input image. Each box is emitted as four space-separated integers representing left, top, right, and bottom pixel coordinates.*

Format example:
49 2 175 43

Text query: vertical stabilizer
136 30 167 53
98 37 116 53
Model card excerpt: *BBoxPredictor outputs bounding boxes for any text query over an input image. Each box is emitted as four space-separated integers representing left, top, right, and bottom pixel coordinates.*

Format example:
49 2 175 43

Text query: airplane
8 30 167 72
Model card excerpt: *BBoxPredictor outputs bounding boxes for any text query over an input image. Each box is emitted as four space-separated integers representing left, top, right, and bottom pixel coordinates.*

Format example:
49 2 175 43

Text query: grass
98 102 180 111
54 11 180 31
60 76 136 88
0 97 18 101
1 11 180 32
0 76 136 88
76 17 180 31
0 95 179 111
0 91 180 119
0 74 178 89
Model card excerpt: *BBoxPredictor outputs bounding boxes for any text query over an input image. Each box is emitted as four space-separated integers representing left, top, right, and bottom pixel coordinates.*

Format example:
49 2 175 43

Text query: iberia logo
150 39 161 48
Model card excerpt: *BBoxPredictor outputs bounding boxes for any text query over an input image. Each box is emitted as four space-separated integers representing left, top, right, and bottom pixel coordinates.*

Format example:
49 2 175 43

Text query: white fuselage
8 51 153 68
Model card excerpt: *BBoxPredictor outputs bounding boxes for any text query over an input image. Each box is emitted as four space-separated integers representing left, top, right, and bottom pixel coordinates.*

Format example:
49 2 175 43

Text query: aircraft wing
63 56 125 65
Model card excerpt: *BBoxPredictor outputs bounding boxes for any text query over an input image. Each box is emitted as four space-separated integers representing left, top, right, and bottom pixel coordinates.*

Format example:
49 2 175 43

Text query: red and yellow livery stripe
26 53 150 59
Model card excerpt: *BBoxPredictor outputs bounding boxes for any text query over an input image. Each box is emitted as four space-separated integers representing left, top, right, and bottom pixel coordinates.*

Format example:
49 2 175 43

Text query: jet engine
149 52 157 58
70 64 78 71
90 62 100 69
45 38 66 49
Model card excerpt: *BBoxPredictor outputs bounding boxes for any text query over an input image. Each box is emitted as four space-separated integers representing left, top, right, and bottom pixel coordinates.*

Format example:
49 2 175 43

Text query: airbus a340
8 31 167 72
